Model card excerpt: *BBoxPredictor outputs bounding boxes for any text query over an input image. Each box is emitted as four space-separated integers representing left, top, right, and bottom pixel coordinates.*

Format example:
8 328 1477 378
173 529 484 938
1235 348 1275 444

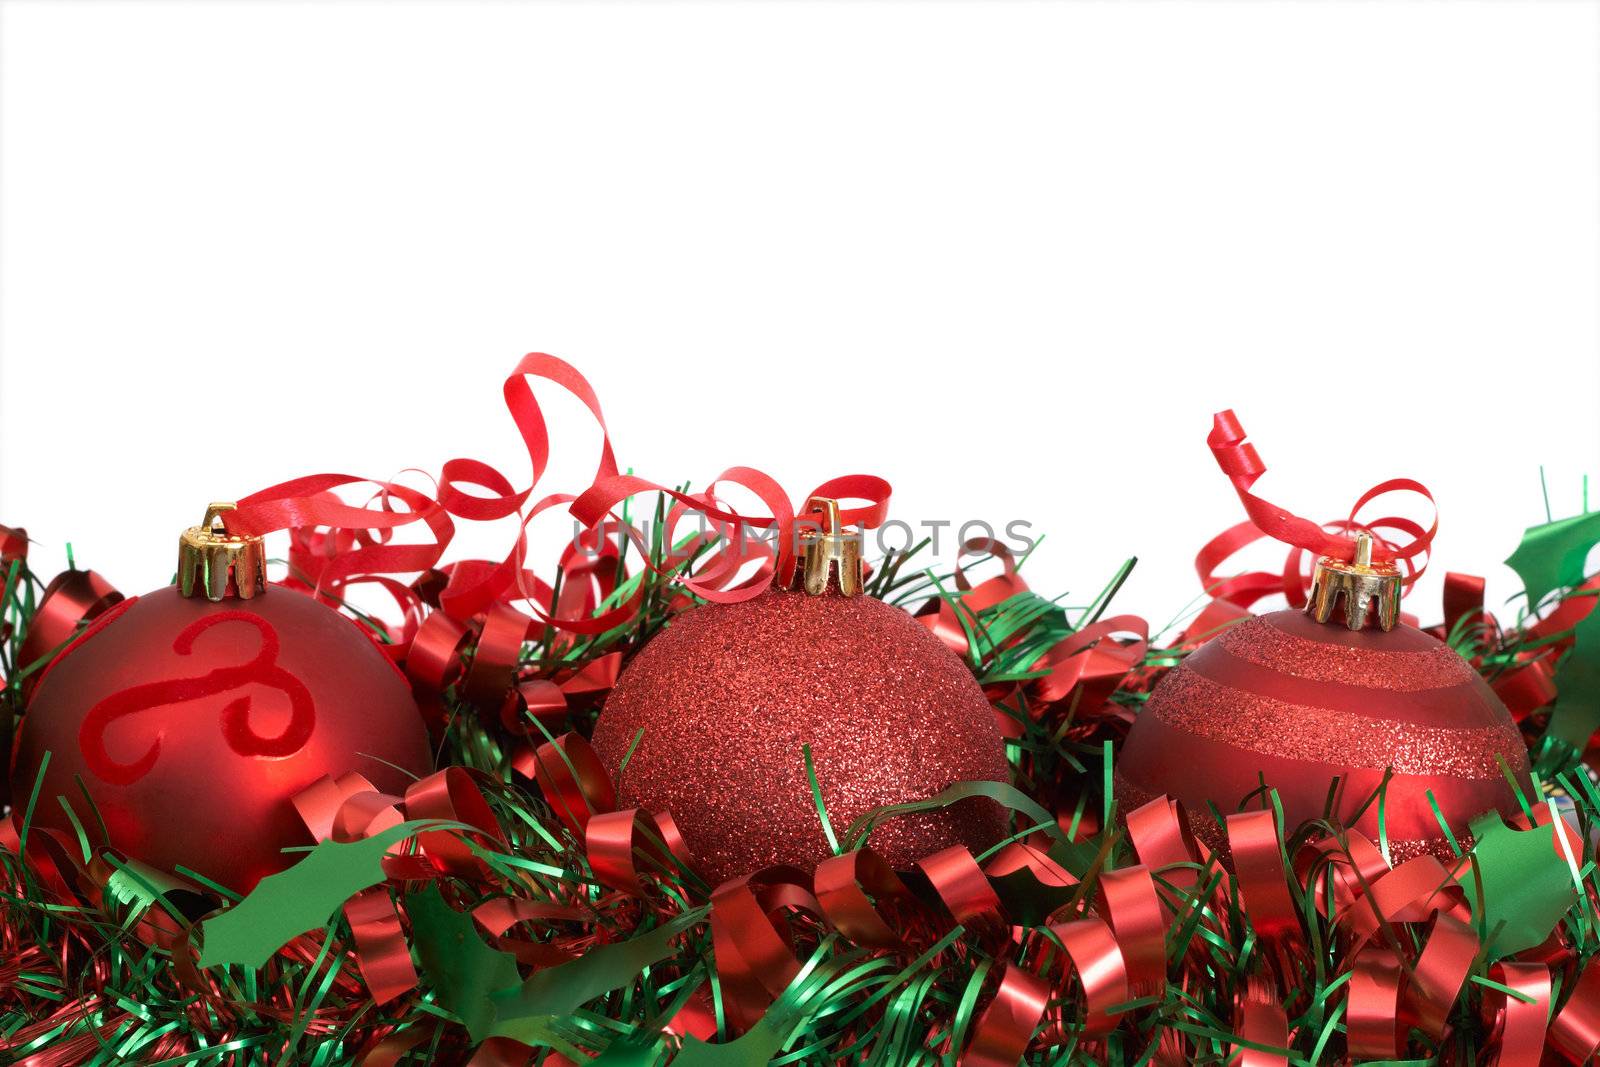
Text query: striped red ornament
1117 608 1531 862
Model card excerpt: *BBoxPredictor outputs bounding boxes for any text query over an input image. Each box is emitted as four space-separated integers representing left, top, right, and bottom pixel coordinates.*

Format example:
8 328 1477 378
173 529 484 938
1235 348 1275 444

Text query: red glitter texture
590 588 1010 886
1119 608 1531 861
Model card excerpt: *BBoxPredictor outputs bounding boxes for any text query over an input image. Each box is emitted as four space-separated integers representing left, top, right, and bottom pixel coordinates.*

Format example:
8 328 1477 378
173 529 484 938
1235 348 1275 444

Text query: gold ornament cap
791 496 864 597
1306 531 1400 631
178 502 267 601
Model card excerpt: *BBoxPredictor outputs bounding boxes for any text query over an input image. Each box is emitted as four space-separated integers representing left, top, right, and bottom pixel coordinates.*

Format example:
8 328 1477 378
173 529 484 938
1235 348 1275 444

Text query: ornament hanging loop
792 496 864 597
1306 531 1400 631
178 502 267 602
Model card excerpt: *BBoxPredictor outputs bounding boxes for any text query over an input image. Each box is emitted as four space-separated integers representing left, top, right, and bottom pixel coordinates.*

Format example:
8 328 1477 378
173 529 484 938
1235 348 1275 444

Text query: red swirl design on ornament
79 611 316 785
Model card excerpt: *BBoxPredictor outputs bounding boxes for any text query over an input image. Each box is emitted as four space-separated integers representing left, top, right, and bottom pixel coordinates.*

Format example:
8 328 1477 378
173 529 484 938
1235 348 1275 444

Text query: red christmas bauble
591 587 1010 886
11 584 432 892
1116 607 1531 861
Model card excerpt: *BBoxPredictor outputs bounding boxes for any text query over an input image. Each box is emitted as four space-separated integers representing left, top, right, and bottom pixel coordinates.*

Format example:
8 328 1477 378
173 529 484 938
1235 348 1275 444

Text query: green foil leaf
1504 511 1600 612
407 883 523 1042
490 908 706 1042
198 821 428 970
1465 811 1578 960
1549 594 1600 749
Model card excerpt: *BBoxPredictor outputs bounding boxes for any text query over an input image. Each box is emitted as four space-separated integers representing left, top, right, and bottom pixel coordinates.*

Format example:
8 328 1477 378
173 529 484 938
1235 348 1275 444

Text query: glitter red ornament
590 498 1010 886
10 505 432 892
1117 533 1532 861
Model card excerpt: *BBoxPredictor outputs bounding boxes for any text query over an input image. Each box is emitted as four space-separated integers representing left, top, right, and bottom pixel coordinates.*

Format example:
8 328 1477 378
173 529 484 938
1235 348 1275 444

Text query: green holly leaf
673 953 841 1067
407 883 523 1042
1504 511 1600 612
489 907 706 1043
198 821 430 969
1548 595 1600 749
1464 811 1579 960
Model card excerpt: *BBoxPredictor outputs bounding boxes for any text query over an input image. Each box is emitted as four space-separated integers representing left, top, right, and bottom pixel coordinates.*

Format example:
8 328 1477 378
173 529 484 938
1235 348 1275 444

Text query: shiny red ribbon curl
1199 410 1437 606
212 355 892 725
1120 794 1600 1065
18 569 125 696
288 766 516 1004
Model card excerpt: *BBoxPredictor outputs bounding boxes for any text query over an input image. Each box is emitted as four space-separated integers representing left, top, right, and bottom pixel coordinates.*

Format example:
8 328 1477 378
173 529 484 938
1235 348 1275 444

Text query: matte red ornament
10 508 432 893
591 502 1010 886
1118 538 1531 861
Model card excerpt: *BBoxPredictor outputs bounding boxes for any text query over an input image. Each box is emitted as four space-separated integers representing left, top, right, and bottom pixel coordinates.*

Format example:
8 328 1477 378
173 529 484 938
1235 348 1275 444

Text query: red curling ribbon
461 602 530 709
1194 521 1296 611
1529 573 1600 641
963 964 1050 1067
814 849 912 952
1294 832 1390 920
1346 946 1405 1059
332 787 407 844
531 732 617 835
585 809 694 896
278 479 454 595
1405 911 1477 1041
916 846 1005 940
1231 975 1290 1067
662 985 719 1043
291 772 372 844
212 355 891 658
1225 811 1298 944
0 523 27 564
472 898 589 936
1483 960 1551 1067
1202 411 1437 600
355 1027 432 1067
986 840 1078 892
343 886 418 1005
1047 916 1130 1036
18 568 123 689
218 356 590 624
1178 596 1253 648
1125 797 1206 895
1442 571 1488 638
404 767 505 879
709 867 819 1033
500 678 567 735
406 611 470 697
1095 867 1166 998
1344 854 1466 951
555 650 623 705
291 774 420 1003
572 469 891 606
1550 955 1600 1064
1030 615 1149 709
917 539 1032 656
1494 656 1559 721
952 539 1029 604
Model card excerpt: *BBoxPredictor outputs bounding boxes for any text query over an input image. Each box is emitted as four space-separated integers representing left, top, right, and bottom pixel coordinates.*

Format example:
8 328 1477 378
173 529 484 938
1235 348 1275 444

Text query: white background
2 0 1596 630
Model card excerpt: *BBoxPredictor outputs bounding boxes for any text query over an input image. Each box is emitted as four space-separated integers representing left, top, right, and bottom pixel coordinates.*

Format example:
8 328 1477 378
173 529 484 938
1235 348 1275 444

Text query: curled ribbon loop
1044 916 1130 1037
1202 410 1437 602
20 569 124 695
709 867 821 1033
963 964 1050 1067
530 732 616 836
1095 866 1166 998
1231 975 1290 1067
814 849 913 952
586 809 695 896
